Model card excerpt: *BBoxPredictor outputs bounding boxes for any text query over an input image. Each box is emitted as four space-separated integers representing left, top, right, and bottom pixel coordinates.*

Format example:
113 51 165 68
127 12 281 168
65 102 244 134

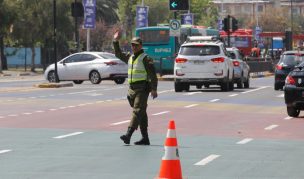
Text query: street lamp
53 0 59 83
290 0 293 32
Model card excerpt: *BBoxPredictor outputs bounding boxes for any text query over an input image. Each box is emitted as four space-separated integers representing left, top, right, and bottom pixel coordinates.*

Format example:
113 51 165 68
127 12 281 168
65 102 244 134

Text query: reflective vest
128 53 148 84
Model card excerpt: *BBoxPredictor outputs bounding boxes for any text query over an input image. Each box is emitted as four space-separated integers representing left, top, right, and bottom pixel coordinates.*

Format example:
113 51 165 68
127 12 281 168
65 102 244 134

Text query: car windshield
281 53 304 66
179 45 220 56
97 53 119 59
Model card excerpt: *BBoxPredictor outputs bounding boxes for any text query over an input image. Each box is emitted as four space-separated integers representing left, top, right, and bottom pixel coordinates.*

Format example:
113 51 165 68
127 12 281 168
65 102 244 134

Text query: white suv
174 39 234 92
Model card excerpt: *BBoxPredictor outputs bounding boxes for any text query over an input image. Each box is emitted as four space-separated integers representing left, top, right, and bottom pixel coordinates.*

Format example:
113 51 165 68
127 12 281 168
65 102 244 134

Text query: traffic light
169 0 189 11
222 17 229 32
285 30 293 51
71 2 84 17
232 17 238 32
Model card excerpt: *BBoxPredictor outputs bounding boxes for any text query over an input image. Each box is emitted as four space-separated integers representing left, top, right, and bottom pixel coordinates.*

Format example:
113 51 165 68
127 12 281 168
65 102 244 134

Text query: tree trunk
0 37 2 73
30 46 36 72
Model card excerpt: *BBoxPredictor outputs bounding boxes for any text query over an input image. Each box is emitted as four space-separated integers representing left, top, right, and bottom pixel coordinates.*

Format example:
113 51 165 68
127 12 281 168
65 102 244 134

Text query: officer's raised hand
113 30 121 41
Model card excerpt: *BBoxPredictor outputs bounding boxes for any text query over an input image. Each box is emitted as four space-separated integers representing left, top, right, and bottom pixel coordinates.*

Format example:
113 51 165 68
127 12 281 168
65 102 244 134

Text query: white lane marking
284 116 293 120
209 99 220 102
264 125 278 130
237 138 253 144
277 94 284 98
184 92 201 96
0 150 11 154
68 90 97 95
67 106 76 108
110 120 130 126
159 90 174 94
96 101 105 103
0 116 4 119
49 109 57 111
229 94 238 97
53 132 84 139
184 104 199 108
103 86 125 91
8 114 18 117
194 154 220 166
88 93 103 96
152 111 170 116
22 113 32 115
59 107 67 110
241 86 270 94
35 110 44 113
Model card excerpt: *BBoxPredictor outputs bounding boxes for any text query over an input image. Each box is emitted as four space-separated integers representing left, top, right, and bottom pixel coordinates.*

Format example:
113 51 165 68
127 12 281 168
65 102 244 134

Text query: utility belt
129 80 149 90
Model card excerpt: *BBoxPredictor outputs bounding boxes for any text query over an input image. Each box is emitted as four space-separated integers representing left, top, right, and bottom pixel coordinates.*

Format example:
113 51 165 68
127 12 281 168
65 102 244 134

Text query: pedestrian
113 30 158 145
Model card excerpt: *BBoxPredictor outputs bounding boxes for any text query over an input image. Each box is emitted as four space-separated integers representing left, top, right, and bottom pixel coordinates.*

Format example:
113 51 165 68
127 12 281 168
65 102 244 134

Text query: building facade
212 0 304 20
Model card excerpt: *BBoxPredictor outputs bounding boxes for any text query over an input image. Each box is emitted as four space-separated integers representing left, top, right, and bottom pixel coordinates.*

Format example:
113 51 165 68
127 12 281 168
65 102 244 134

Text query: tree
0 0 17 72
191 0 218 27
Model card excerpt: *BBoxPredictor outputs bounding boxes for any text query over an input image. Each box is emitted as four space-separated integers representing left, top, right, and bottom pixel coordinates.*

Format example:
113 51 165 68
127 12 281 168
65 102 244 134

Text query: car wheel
244 75 250 88
184 84 190 92
229 81 234 91
221 80 229 91
196 85 202 89
47 70 58 83
114 78 125 84
89 71 102 84
73 80 83 84
287 107 300 117
204 84 210 88
274 82 280 90
175 82 183 92
237 77 244 88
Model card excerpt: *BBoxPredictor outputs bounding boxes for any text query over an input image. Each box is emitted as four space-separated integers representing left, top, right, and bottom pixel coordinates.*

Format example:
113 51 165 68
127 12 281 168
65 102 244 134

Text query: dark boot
134 127 150 145
120 127 135 144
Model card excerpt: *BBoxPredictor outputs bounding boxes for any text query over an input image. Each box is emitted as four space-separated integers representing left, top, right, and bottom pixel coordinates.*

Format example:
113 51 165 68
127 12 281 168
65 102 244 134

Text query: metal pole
87 29 90 51
75 0 79 52
24 48 27 72
142 0 144 6
53 0 59 82
291 0 293 33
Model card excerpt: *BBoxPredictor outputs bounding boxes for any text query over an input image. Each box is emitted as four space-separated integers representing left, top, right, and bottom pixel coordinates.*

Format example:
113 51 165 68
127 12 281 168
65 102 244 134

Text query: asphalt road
0 75 304 179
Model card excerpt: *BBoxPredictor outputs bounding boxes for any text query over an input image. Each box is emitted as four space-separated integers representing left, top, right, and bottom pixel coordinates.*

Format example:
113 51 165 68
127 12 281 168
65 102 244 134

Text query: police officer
113 30 158 145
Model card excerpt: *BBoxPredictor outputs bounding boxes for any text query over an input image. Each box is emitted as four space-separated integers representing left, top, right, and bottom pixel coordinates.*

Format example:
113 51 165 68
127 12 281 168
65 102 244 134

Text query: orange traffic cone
157 120 183 179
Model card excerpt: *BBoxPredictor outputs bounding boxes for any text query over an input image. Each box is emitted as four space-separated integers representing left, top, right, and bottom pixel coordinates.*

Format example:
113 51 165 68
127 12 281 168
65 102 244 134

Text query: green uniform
113 41 158 129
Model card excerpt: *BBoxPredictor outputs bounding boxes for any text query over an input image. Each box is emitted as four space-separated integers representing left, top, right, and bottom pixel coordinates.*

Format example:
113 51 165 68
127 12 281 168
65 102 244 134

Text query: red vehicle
220 29 253 56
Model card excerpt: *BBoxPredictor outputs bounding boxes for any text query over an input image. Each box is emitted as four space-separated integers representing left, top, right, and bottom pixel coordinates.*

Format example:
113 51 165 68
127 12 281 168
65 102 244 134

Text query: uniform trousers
127 85 149 129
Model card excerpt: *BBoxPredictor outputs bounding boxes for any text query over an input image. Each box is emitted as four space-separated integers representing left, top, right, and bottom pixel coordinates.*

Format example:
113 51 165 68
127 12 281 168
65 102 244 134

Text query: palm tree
96 0 119 24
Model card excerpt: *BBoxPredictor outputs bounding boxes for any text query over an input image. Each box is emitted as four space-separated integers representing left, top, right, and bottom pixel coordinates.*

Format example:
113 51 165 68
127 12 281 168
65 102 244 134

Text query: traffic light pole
227 15 231 47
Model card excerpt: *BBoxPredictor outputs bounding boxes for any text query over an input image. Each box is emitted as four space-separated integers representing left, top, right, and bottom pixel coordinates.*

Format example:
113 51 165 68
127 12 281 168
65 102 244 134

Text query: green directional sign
169 0 189 11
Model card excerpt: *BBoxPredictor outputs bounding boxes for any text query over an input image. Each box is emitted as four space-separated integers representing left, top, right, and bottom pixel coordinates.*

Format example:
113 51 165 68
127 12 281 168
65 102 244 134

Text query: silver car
44 52 128 84
227 47 250 88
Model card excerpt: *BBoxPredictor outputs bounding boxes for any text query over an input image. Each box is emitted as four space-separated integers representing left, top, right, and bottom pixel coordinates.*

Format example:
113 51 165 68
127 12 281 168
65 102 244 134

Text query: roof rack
185 36 221 43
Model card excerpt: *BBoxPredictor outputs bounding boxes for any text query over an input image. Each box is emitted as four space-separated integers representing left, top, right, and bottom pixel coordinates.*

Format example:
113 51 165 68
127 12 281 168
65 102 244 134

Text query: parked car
274 51 304 90
284 62 304 117
174 37 234 92
227 47 250 88
44 52 128 84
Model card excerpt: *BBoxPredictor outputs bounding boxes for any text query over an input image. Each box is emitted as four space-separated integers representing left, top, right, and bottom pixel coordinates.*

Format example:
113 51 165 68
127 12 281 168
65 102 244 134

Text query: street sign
169 19 181 37
136 6 149 28
255 26 262 41
169 0 189 11
83 0 96 29
181 13 193 25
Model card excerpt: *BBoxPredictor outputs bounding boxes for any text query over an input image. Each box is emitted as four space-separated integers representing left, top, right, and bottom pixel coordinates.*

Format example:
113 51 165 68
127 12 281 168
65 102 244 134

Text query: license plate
193 60 205 64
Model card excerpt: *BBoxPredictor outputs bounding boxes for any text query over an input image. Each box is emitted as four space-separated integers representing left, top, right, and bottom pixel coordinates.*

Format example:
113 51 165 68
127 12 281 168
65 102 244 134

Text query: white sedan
44 52 128 84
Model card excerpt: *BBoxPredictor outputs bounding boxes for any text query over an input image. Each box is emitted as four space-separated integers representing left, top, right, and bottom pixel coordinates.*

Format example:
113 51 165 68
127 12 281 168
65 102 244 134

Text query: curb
250 72 274 78
35 82 73 88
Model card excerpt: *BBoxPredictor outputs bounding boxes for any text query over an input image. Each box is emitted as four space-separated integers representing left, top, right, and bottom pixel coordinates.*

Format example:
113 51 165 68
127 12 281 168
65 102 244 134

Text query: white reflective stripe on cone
162 146 180 160
166 129 176 138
